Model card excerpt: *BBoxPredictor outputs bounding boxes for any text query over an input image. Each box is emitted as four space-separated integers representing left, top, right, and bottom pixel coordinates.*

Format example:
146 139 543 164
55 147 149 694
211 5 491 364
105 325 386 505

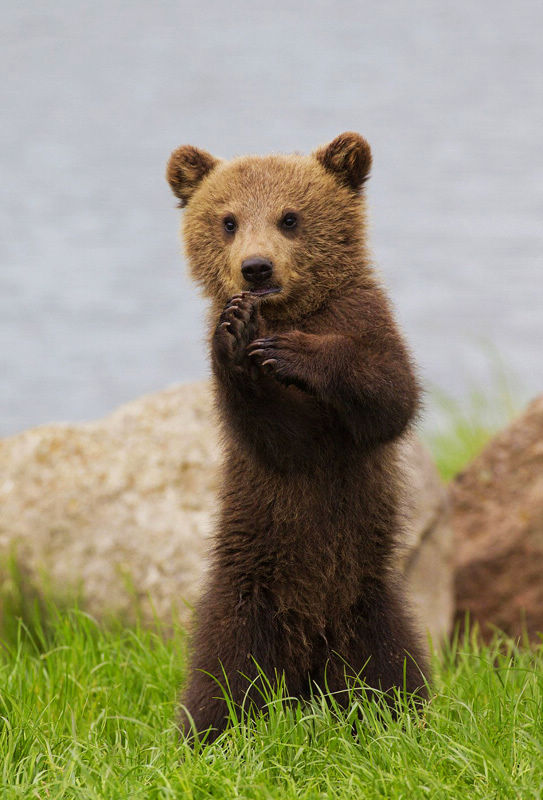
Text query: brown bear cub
167 132 428 742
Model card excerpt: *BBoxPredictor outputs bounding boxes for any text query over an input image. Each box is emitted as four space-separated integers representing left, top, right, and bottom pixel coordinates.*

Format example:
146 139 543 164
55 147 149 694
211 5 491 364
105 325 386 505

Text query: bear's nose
241 257 273 285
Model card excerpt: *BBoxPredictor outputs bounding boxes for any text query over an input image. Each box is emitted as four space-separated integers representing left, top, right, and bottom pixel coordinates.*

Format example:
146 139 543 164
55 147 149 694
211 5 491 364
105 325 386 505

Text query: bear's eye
223 215 237 234
280 212 298 231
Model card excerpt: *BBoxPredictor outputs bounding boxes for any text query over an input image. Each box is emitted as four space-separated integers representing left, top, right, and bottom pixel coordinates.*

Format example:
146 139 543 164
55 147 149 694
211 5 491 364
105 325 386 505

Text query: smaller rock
452 395 543 642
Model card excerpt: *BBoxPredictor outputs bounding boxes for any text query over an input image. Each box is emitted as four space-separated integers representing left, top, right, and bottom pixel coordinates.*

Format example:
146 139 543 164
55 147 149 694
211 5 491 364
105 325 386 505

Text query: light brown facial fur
167 133 372 320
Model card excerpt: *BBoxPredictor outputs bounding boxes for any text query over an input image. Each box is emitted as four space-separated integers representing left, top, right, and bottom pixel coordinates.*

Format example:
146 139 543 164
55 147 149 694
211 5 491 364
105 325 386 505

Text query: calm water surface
1 0 542 435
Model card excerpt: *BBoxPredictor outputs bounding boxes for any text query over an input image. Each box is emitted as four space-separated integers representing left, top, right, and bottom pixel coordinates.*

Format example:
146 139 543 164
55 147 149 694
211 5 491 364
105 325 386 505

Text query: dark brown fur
167 132 428 742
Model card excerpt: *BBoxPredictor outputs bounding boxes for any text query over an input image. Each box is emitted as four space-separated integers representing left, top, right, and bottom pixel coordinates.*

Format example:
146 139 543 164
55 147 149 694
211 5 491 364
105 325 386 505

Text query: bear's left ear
166 145 220 207
313 132 372 192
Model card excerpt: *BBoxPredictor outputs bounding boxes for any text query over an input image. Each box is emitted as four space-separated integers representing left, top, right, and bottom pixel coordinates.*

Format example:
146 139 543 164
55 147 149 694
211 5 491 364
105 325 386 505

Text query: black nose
241 257 273 284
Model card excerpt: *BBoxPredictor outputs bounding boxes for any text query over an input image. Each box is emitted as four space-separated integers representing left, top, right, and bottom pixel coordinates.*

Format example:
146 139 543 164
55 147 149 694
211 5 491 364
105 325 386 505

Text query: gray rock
0 382 453 639
398 435 453 644
0 382 220 625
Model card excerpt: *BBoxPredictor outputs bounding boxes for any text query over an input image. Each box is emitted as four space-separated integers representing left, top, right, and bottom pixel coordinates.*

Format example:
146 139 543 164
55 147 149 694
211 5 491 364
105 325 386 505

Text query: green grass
1 384 532 797
424 383 517 481
1 608 543 799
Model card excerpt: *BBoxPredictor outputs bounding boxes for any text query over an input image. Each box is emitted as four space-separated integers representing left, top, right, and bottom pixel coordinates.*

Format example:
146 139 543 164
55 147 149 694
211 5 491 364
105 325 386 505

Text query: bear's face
167 133 372 319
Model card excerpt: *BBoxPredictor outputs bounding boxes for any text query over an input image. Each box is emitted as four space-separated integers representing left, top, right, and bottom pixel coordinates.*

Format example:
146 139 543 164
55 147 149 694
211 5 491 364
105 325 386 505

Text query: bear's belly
216 441 399 612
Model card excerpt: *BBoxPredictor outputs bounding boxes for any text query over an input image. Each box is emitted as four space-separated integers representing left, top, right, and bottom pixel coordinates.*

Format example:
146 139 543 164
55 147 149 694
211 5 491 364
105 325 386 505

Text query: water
2 0 542 435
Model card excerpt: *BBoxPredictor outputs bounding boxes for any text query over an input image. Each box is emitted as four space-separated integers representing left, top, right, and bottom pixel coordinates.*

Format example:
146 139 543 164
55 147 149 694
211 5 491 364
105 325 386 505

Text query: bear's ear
166 145 219 207
313 132 372 192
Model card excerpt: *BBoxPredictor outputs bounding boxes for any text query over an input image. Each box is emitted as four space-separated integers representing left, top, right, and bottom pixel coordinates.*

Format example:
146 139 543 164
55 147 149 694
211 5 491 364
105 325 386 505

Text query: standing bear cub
167 132 428 742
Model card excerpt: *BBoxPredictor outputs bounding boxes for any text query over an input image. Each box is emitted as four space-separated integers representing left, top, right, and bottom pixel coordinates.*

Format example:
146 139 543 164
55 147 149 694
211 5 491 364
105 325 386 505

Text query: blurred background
2 0 542 436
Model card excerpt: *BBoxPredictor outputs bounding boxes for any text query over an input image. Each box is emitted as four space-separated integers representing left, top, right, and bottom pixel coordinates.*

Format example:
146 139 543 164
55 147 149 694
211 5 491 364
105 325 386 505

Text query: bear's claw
247 335 306 389
213 293 262 370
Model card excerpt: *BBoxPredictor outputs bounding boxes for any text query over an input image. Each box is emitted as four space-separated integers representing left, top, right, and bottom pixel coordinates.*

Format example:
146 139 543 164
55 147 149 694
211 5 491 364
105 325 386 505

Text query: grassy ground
1 386 533 798
1 607 542 799
424 384 516 481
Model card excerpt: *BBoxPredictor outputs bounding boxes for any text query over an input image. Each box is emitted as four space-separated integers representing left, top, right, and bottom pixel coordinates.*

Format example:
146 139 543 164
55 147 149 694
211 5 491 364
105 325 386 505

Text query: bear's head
167 132 372 319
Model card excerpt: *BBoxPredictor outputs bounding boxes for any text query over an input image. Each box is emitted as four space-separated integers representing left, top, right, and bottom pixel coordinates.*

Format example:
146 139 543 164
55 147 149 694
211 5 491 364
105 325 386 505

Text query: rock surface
452 395 543 642
0 382 453 637
0 383 220 626
398 435 453 644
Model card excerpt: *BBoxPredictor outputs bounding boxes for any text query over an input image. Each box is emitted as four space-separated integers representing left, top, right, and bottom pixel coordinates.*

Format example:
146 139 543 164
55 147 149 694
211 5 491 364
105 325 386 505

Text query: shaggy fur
167 132 428 742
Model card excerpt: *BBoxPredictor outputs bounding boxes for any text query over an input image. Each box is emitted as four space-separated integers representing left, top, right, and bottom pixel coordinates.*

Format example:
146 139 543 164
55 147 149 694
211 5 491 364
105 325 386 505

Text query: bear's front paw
213 293 261 371
247 334 309 391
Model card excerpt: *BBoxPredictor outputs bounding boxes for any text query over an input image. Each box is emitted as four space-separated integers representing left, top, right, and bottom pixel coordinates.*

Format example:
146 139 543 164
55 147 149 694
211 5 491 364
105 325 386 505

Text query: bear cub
167 132 428 742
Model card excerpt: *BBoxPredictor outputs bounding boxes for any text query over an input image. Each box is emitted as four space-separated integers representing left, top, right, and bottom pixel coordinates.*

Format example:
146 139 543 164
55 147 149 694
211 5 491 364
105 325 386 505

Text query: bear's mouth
248 286 282 297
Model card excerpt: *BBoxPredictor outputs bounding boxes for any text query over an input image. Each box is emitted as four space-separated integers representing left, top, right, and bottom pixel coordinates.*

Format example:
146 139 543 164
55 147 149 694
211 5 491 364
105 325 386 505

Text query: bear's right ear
313 132 372 192
166 145 219 207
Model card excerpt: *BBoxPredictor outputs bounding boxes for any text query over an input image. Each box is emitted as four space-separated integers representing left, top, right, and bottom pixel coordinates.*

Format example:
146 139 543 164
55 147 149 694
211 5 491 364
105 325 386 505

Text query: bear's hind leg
320 582 428 714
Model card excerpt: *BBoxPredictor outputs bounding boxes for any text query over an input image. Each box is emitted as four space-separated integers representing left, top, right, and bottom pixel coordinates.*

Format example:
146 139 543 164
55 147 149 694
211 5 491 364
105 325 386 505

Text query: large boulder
398 435 453 644
0 382 452 637
0 383 220 626
452 395 543 642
